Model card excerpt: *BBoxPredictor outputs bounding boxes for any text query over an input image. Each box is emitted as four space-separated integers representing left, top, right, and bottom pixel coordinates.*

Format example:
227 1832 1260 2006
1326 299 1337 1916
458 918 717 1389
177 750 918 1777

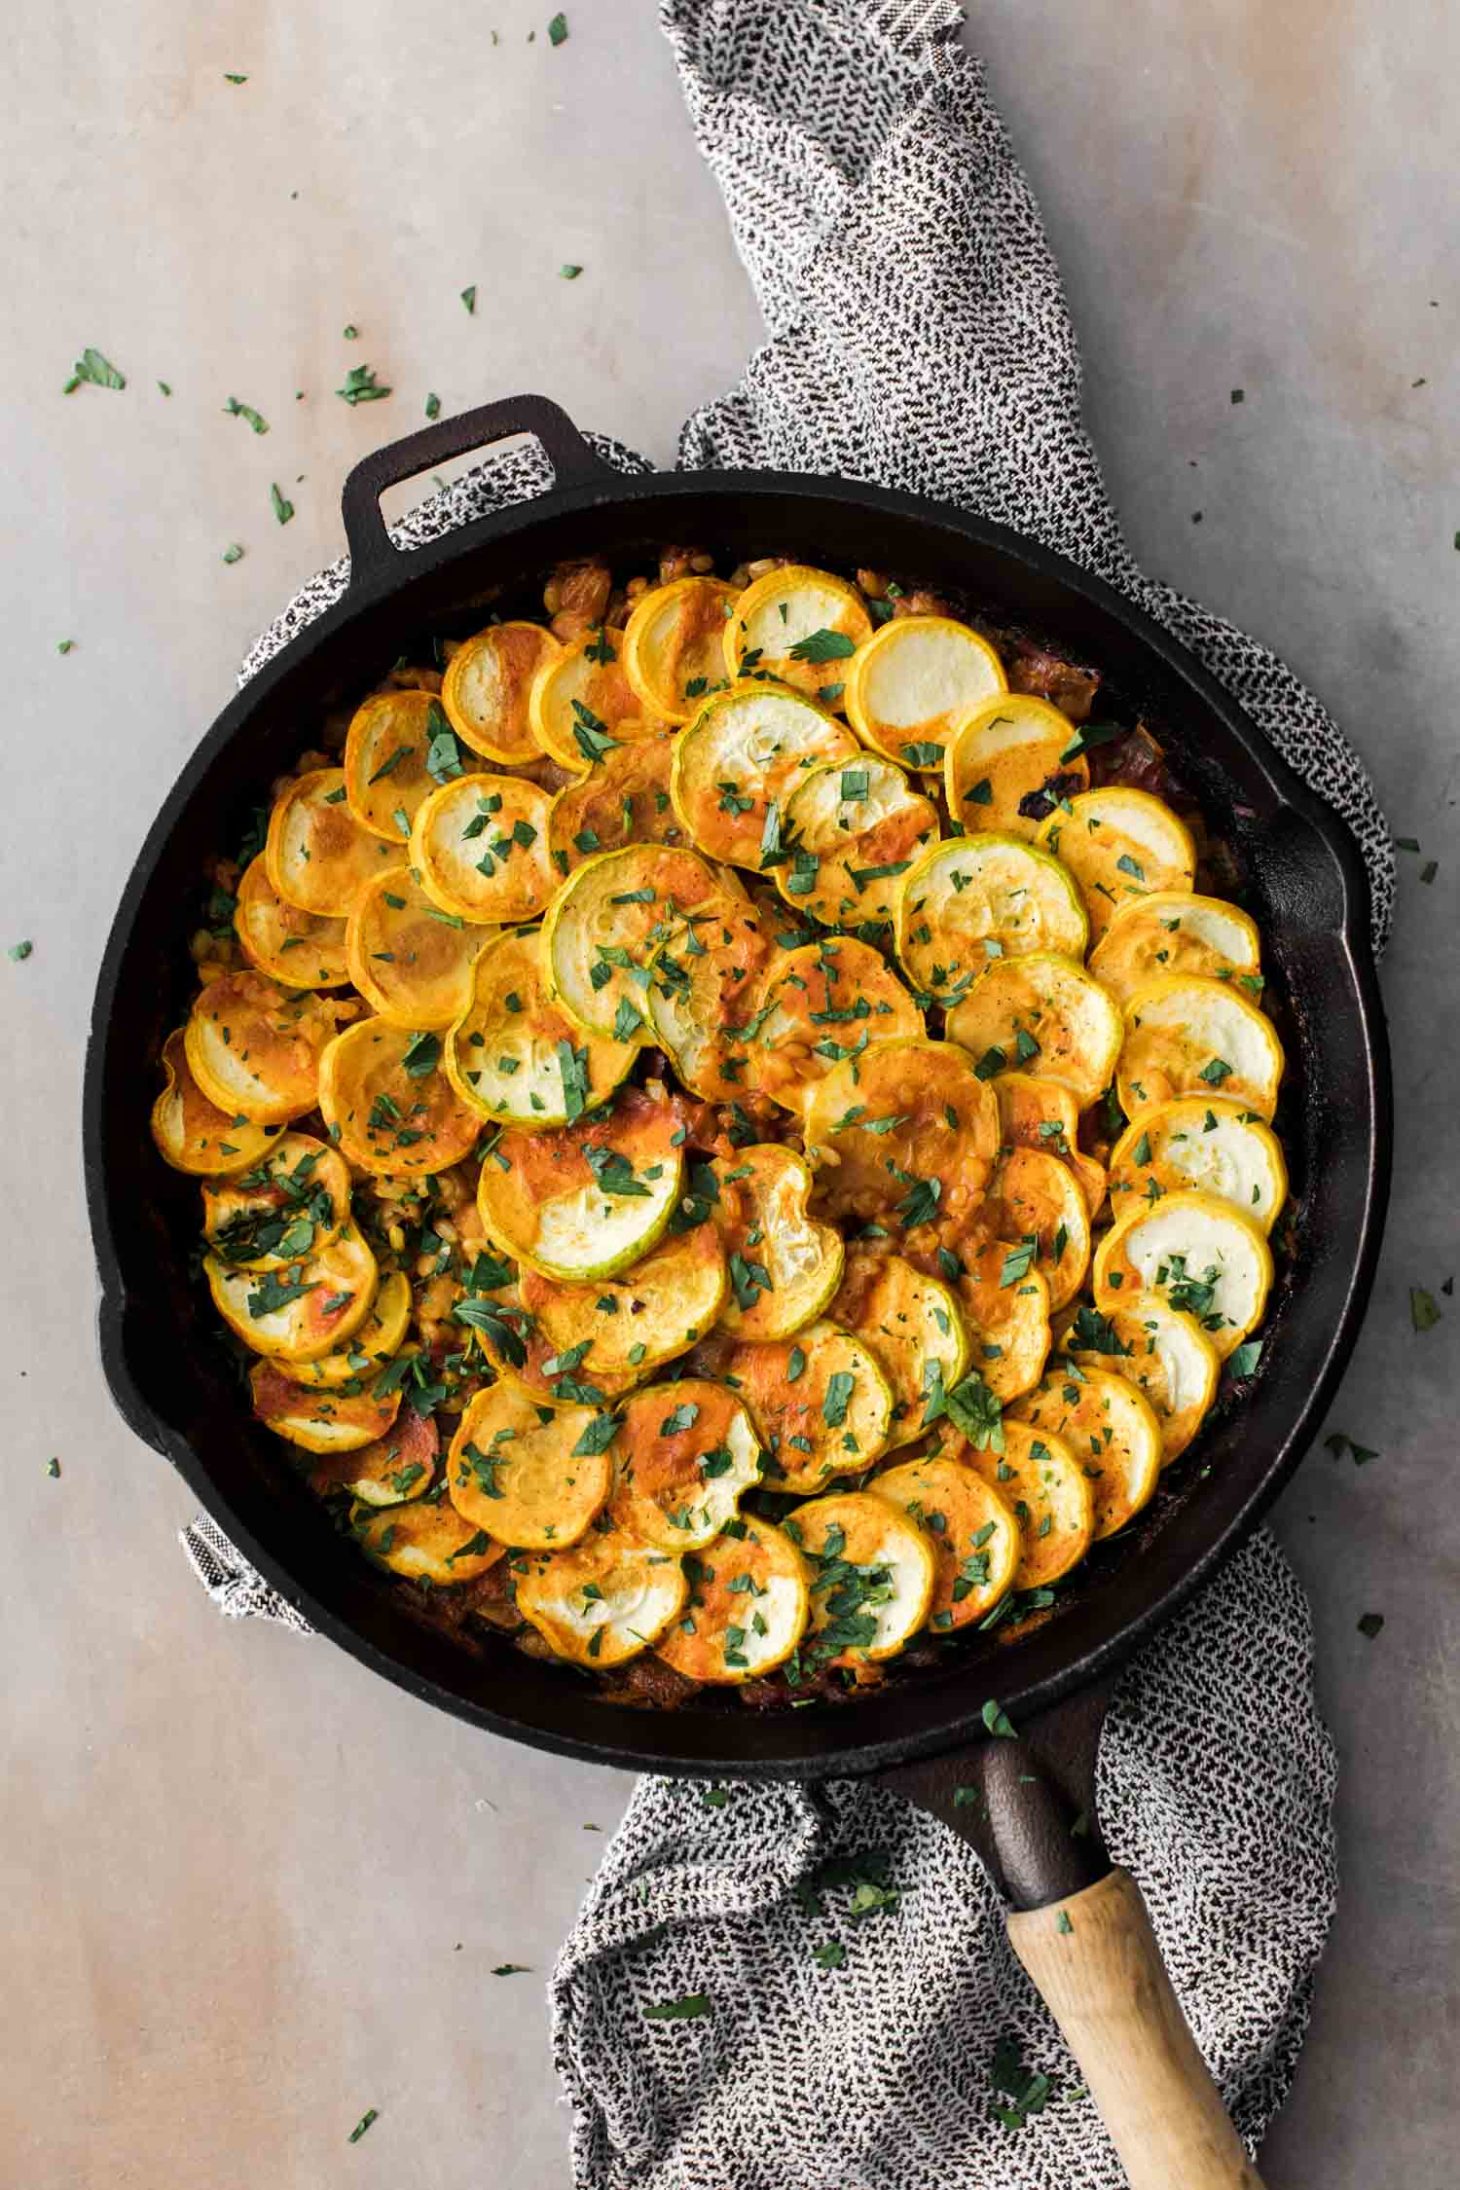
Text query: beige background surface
3 2 1457 2185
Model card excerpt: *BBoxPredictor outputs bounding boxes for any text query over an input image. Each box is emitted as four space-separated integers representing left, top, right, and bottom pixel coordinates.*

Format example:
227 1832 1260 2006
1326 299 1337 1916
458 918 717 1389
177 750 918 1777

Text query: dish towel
182 1 1395 2183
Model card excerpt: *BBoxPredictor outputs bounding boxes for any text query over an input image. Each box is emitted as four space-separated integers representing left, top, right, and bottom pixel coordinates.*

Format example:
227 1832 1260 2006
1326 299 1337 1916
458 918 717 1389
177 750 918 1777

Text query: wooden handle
1007 1867 1266 2190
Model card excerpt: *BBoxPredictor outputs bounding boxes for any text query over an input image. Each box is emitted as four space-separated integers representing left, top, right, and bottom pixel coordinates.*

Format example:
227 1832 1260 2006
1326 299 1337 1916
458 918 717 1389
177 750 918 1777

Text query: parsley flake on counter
548 11 570 44
491 1962 531 1975
46 1457 61 1478
461 285 477 314
560 263 583 280
336 363 391 406
424 392 442 420
224 395 269 434
270 482 294 525
224 71 248 83
8 940 34 962
56 637 76 655
63 347 125 393
1357 1613 1385 1640
221 543 244 564
1324 1430 1379 1467
346 2108 379 2144
1410 1286 1442 1332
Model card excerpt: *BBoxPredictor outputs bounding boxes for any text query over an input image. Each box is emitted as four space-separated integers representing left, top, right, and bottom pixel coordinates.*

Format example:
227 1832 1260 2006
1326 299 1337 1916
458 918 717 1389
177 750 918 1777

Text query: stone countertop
2 2 1455 2184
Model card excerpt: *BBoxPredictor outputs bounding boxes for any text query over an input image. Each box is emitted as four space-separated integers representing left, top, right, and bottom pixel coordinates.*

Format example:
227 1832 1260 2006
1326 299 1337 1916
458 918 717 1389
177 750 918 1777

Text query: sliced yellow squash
264 767 401 916
776 755 940 926
1118 974 1285 1121
670 682 858 870
894 834 1087 1003
249 1357 400 1453
445 926 634 1125
463 1281 646 1411
545 736 682 879
655 1518 809 1683
447 1381 613 1549
513 1521 689 1667
151 1027 282 1175
355 1493 504 1583
951 1239 1052 1404
233 854 350 989
646 893 775 1100
208 1220 378 1362
980 1146 1091 1312
309 1405 438 1505
441 619 560 766
870 1450 1019 1630
830 1250 969 1451
844 613 1006 773
605 1380 763 1550
712 1145 844 1341
185 971 350 1124
201 1131 351 1269
476 1085 685 1281
744 937 924 1115
342 689 444 842
786 1490 936 1668
542 841 724 1041
345 867 495 1030
722 564 872 702
962 1418 1094 1590
1089 890 1263 1006
801 1038 999 1232
945 952 1123 1107
528 625 657 768
1064 1292 1220 1463
622 575 740 724
409 773 554 925
517 1222 727 1385
1094 1189 1273 1361
1107 1095 1287 1233
1036 789 1196 942
318 1018 481 1176
725 1319 893 1495
1009 1365 1163 1540
944 692 1090 839
292 1272 412 1391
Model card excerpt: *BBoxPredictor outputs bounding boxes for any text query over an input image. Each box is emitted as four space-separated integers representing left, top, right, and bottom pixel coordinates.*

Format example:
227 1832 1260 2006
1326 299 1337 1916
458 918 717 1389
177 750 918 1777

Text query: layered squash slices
156 553 1291 1703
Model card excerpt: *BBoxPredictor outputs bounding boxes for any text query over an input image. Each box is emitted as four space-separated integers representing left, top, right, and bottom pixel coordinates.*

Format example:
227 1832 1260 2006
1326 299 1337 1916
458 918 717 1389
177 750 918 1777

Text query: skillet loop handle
341 393 616 593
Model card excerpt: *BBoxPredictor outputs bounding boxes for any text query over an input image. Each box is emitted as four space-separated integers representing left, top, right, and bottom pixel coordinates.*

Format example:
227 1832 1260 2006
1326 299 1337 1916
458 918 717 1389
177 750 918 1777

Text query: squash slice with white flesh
265 768 402 916
961 1418 1094 1591
724 1320 892 1495
249 1357 400 1453
777 756 940 927
1064 1293 1220 1463
461 1279 647 1410
1107 1096 1287 1233
1089 891 1263 1006
722 564 872 702
1009 1365 1163 1541
343 689 445 842
656 1518 810 1683
292 1272 412 1391
209 1222 378 1363
528 626 656 769
979 1146 1092 1313
447 1381 613 1550
545 736 682 879
309 1406 438 1505
445 926 634 1125
844 613 1006 774
513 1521 690 1668
744 938 924 1116
952 1239 1052 1404
830 1251 969 1451
356 1492 504 1584
409 773 554 925
945 952 1122 1108
894 834 1087 1003
201 1132 350 1269
801 1038 999 1232
151 1028 282 1176
944 692 1090 839
475 1086 684 1282
234 855 350 989
670 682 859 870
713 1146 844 1341
993 1074 1106 1220
622 575 740 724
1036 789 1196 943
185 971 351 1125
646 894 775 1101
605 1380 763 1550
786 1491 936 1668
543 842 725 1041
1118 974 1285 1122
517 1223 727 1386
346 869 494 1030
1094 1189 1273 1361
318 1019 481 1176
442 619 560 767
870 1451 1019 1631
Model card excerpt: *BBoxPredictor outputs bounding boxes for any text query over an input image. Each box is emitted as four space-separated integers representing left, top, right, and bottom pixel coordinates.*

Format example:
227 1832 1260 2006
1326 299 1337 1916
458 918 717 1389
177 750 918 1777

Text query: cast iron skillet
86 397 1389 2188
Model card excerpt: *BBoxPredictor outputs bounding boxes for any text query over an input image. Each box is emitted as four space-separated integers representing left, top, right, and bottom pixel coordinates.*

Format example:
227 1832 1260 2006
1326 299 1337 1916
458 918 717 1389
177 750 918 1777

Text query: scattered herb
224 395 269 434
63 347 125 393
642 1992 712 2022
788 628 856 663
548 10 570 44
347 2109 379 2144
270 482 295 526
461 285 477 315
1410 1286 1441 1331
1357 1613 1384 1640
336 363 391 405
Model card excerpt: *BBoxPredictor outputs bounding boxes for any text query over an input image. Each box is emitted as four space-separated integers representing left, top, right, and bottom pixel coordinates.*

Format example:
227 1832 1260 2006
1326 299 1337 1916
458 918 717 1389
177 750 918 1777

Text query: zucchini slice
265 767 402 916
151 1027 282 1175
292 1271 412 1391
318 1018 481 1176
309 1406 438 1506
606 1380 763 1550
992 1074 1106 1218
513 1521 689 1667
528 625 656 769
655 1517 810 1683
744 937 924 1115
545 735 682 879
944 692 1090 839
722 564 872 702
670 682 858 869
945 952 1123 1107
208 1220 378 1362
844 613 1006 773
1118 974 1285 1121
830 1251 969 1451
777 755 940 926
234 854 349 989
543 841 724 1040
185 970 349 1124
951 1238 1052 1403
1093 1189 1273 1361
445 925 634 1126
249 1357 400 1453
786 1490 935 1667
894 834 1088 1003
962 1419 1093 1590
342 689 444 842
725 1319 893 1494
1064 1291 1220 1463
980 1147 1091 1312
441 619 560 766
622 575 741 724
801 1037 999 1232
462 1281 649 1410
870 1451 1019 1630
1107 1095 1287 1233
1009 1365 1163 1540
345 868 495 1030
517 1222 728 1386
475 1085 685 1281
355 1493 504 1584
409 773 554 925
1036 789 1196 942
712 1145 844 1341
201 1131 351 1269
447 1381 613 1549
646 893 775 1101
1089 890 1263 1006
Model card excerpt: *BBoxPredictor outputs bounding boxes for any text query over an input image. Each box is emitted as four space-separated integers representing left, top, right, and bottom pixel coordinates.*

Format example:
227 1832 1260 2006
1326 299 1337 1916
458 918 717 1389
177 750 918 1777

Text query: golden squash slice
1089 890 1263 1007
441 619 561 766
843 613 1006 774
708 1146 844 1342
1009 1365 1163 1540
655 1518 810 1684
461 1280 648 1411
308 1405 438 1506
1107 1096 1288 1233
151 1027 282 1175
543 841 725 1041
265 767 402 916
342 689 446 842
776 756 941 927
528 626 659 768
980 1146 1091 1312
409 773 554 925
356 1493 504 1584
1094 1189 1273 1361
445 925 634 1125
951 1238 1052 1403
233 854 350 989
208 1220 378 1362
545 736 682 879
894 834 1087 1003
605 1380 764 1551
962 1418 1094 1590
944 691 1090 839
945 952 1123 1108
801 1038 999 1233
249 1357 400 1453
516 1222 728 1386
830 1251 969 1452
513 1521 689 1667
1064 1292 1220 1463
670 682 859 870
476 1085 685 1281
722 564 872 703
318 1019 480 1176
447 1381 613 1550
185 970 350 1124
786 1490 935 1668
292 1272 412 1391
725 1320 892 1495
201 1131 351 1269
622 575 741 724
345 868 495 1030
744 937 924 1116
646 893 775 1100
870 1450 1020 1631
1118 974 1285 1122
992 1074 1106 1219
1036 789 1196 942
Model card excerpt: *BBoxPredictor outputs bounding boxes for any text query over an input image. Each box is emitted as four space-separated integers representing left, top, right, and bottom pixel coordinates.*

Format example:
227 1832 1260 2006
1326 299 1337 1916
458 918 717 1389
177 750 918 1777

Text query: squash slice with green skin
1117 974 1285 1122
722 564 872 703
605 1380 763 1550
944 691 1089 839
201 1131 351 1269
265 767 402 916
543 841 726 1041
514 1520 690 1668
447 1380 614 1550
725 1319 892 1495
1089 890 1263 1006
345 868 495 1030
777 755 940 927
786 1490 935 1668
961 1418 1094 1589
894 834 1087 1003
744 937 923 1116
249 1356 400 1452
843 612 1006 774
343 689 444 842
945 952 1123 1108
545 736 682 879
951 1239 1052 1404
528 626 656 769
207 1220 379 1363
801 1037 999 1233
1036 788 1196 942
517 1222 727 1386
671 681 859 869
186 970 350 1125
1010 1366 1163 1540
980 1146 1091 1313
870 1450 1019 1630
309 1406 438 1506
1063 1291 1220 1463
832 1250 971 1452
442 619 560 767
476 1085 685 1282
713 1146 844 1341
234 854 350 989
646 893 775 1101
356 1492 504 1584
656 1518 809 1683
1107 1096 1287 1233
445 925 634 1126
1093 1188 1273 1361
410 773 554 925
622 575 740 724
152 1028 283 1177
318 1018 481 1177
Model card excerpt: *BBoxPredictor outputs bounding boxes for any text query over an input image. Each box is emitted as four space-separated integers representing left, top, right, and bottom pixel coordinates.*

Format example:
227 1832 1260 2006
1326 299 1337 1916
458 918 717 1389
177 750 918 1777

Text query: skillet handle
340 393 616 592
